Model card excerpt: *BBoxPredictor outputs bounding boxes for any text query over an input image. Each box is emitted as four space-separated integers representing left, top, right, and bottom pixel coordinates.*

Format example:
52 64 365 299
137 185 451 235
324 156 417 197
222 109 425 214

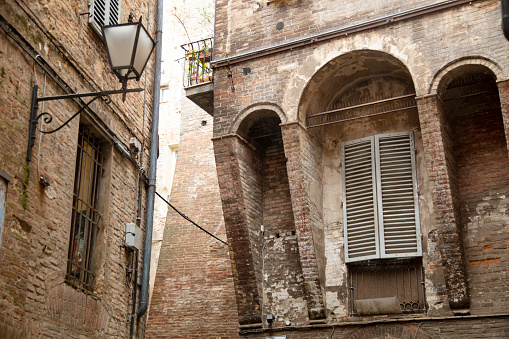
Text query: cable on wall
155 191 228 245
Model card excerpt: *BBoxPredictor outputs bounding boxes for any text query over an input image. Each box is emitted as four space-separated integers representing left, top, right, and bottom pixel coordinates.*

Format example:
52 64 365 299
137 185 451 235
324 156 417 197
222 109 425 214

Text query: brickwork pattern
240 317 509 338
209 0 509 336
260 134 308 324
0 0 157 337
452 100 509 314
146 104 239 338
416 95 469 309
213 136 262 325
280 122 326 320
214 0 449 59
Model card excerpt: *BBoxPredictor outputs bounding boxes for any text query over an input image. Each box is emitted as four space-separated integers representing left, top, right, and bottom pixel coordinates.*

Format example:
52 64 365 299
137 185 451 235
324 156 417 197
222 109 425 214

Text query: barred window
89 0 121 36
66 125 104 290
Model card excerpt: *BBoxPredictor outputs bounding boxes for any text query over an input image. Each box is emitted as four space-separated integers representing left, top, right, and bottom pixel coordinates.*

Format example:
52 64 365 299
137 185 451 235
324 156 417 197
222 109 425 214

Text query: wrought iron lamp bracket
26 84 143 162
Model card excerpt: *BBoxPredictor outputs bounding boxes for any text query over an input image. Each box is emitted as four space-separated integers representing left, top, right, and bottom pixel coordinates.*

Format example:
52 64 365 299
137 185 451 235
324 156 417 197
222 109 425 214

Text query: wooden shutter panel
343 137 380 262
376 132 422 258
89 0 121 36
108 0 120 25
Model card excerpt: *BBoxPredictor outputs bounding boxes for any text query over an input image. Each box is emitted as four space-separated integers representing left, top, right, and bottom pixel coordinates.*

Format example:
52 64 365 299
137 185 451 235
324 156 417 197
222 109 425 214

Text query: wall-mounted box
125 223 141 250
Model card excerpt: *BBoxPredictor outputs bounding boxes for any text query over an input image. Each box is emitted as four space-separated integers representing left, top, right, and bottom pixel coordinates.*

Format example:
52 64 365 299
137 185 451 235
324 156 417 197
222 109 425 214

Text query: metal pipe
503 0 509 41
137 0 163 318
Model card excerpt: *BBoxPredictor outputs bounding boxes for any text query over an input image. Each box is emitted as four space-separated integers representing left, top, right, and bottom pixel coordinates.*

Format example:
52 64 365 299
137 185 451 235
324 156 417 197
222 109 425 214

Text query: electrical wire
155 190 228 245
413 322 424 339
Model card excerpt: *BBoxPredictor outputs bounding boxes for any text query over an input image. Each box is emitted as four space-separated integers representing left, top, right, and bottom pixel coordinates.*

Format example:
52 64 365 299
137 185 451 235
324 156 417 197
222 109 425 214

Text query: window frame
342 131 422 263
160 87 169 103
88 0 121 36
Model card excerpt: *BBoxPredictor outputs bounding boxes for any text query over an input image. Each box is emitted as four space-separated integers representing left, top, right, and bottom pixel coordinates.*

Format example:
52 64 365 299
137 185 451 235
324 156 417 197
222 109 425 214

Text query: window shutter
376 132 421 258
89 0 121 36
343 137 380 262
343 132 422 263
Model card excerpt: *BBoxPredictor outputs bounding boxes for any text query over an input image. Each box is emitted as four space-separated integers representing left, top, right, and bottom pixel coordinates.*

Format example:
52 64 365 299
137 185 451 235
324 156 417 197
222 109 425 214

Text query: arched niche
230 108 308 324
295 49 434 317
437 64 509 312
298 49 416 131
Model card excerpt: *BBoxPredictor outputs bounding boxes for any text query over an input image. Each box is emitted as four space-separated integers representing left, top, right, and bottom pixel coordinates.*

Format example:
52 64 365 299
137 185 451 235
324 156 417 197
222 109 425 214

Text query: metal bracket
26 84 143 162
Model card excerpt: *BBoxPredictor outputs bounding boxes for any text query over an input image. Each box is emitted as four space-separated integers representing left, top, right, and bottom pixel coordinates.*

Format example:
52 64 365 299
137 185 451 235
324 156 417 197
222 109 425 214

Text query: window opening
0 171 10 259
160 87 169 102
343 131 424 315
66 125 104 290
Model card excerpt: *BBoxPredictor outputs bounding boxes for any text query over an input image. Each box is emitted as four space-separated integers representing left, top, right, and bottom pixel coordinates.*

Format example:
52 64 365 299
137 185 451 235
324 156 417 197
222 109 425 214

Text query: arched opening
298 50 429 316
236 110 306 323
299 50 416 128
439 66 509 312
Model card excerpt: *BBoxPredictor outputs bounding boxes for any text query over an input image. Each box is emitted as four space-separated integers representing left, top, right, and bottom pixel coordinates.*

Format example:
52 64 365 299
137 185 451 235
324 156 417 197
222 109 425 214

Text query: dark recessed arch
298 50 416 127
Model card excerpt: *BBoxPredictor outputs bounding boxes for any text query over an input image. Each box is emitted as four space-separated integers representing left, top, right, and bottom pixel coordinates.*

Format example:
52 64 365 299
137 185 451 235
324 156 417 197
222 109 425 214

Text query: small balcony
182 37 214 115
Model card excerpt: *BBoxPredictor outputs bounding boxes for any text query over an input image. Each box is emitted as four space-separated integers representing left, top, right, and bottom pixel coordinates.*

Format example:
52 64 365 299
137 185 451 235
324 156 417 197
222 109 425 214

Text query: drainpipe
502 0 509 41
137 0 163 318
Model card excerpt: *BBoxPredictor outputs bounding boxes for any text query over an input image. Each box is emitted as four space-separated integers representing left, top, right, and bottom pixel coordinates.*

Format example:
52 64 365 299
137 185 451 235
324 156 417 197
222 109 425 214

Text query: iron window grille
342 131 422 263
66 125 104 291
349 258 426 314
89 0 121 36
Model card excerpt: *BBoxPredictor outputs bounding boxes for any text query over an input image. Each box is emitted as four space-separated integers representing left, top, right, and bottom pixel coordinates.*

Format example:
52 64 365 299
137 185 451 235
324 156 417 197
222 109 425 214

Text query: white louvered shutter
376 132 422 258
343 137 380 262
343 132 421 263
89 0 121 36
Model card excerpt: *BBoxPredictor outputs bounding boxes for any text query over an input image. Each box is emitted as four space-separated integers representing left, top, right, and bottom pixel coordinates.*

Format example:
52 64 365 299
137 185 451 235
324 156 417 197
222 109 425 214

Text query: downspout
502 0 509 41
137 0 163 318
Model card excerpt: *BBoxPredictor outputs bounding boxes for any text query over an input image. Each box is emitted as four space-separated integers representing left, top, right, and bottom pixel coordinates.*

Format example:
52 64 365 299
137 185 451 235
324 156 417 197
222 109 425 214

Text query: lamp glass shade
102 24 138 72
133 25 155 77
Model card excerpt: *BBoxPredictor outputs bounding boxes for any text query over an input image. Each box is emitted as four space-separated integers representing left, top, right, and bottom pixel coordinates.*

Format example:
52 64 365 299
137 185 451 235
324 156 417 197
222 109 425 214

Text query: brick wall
450 91 509 314
417 95 469 309
146 100 239 338
214 0 449 59
210 0 509 336
0 0 157 337
213 135 262 325
240 316 509 338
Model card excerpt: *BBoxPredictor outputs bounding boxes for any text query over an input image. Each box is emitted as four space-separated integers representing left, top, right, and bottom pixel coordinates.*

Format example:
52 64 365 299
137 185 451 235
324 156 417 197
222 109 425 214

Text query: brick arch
343 323 435 339
428 56 504 94
297 49 415 126
229 102 287 135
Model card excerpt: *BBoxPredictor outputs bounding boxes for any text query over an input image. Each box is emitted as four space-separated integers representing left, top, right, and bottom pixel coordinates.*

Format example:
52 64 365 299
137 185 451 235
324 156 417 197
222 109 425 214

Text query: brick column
497 80 509 155
213 135 262 325
416 95 469 310
280 121 325 320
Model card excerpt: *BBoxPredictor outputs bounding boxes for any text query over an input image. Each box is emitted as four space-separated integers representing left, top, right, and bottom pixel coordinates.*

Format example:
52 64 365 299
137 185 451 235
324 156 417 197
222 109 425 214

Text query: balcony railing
181 37 213 87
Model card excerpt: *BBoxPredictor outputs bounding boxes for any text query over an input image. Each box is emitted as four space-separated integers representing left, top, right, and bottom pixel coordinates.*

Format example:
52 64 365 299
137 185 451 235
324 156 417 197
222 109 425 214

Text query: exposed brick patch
0 0 157 337
469 258 501 267
416 95 469 310
281 122 325 320
147 106 239 338
213 135 262 325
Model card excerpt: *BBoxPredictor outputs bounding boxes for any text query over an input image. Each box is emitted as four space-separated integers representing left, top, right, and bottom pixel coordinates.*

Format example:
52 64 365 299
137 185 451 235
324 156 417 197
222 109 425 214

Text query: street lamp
102 18 155 95
27 18 155 162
